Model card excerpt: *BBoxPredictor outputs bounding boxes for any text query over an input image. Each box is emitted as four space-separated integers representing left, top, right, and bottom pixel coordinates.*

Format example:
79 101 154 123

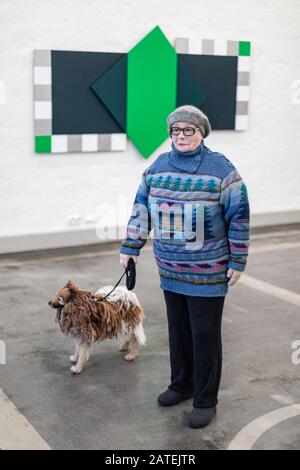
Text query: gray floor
0 227 300 450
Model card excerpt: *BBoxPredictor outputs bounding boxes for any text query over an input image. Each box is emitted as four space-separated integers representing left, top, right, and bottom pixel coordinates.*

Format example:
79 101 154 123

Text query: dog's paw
124 353 136 361
70 355 77 363
119 341 129 352
70 365 82 374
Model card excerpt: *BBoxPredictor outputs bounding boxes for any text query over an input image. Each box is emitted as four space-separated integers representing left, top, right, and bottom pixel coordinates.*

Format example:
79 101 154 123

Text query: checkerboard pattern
33 49 52 138
174 38 251 131
35 133 127 153
33 50 127 154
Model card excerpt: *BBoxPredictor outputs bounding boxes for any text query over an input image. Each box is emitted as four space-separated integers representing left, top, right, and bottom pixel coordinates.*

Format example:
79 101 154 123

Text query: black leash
96 271 126 302
96 258 136 302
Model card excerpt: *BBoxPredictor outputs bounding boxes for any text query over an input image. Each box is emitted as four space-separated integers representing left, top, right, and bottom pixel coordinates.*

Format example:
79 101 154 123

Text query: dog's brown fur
49 281 145 374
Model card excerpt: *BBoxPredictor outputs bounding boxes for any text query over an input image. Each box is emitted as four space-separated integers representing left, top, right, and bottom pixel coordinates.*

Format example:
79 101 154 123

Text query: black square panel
51 50 125 134
178 54 238 130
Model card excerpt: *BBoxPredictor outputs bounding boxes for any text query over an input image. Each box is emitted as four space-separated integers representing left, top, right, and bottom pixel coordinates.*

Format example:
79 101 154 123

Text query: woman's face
170 121 203 152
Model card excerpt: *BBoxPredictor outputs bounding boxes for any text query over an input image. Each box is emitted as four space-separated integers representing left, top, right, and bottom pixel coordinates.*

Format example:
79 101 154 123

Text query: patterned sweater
120 140 250 297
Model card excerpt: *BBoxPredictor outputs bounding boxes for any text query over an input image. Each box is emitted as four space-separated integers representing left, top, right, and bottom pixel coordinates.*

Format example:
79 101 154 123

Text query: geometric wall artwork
33 26 251 158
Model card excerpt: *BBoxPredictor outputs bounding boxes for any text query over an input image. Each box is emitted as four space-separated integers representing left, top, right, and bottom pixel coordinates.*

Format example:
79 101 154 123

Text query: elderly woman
120 105 250 428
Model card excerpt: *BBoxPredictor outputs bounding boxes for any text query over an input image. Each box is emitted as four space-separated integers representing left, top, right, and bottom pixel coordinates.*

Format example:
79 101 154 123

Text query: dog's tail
95 285 142 311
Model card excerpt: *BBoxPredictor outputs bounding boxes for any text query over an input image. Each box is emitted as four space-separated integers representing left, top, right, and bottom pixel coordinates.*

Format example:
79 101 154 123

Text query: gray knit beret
167 105 211 138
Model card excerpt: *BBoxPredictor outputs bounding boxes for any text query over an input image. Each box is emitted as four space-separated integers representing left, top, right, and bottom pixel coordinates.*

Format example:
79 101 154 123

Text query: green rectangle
35 136 51 153
239 41 251 56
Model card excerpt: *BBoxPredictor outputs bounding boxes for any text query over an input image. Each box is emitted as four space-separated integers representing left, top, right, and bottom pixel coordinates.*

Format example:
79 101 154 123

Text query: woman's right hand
120 254 138 269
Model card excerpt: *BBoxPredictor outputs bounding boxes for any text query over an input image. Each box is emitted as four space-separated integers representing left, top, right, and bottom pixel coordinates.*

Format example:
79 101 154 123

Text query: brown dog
48 281 146 374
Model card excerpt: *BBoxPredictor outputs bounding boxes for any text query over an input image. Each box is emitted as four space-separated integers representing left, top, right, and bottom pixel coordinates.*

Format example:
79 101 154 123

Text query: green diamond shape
127 26 177 158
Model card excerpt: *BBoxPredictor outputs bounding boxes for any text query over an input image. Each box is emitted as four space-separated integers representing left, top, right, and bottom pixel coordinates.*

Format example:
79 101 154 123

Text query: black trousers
163 290 225 408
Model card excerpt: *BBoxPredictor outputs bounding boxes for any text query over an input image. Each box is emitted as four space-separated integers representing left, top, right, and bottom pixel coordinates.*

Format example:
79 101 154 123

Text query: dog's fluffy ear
66 280 78 295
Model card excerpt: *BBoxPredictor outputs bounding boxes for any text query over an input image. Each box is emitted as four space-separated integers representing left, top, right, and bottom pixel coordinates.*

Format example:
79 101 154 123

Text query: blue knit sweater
120 140 250 297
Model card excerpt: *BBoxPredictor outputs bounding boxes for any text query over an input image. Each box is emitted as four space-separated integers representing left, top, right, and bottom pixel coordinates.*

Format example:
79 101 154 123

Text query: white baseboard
0 226 123 255
1 210 300 255
250 210 300 227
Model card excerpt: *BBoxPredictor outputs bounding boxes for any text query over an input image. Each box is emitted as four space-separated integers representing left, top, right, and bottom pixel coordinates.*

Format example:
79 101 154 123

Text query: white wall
0 0 300 252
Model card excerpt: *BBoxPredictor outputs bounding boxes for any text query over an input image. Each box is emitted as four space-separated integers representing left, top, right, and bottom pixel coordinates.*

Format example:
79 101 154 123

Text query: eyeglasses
170 127 199 136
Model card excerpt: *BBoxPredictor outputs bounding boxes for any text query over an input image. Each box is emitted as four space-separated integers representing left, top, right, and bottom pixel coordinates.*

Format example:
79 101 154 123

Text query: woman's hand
120 254 138 269
227 268 243 286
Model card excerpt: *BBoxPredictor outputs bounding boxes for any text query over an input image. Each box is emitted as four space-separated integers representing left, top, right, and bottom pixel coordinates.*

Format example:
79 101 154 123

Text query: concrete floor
0 226 300 450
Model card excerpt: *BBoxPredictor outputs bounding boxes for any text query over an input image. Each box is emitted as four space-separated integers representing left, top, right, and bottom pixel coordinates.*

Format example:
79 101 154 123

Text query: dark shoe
188 406 217 428
157 389 193 407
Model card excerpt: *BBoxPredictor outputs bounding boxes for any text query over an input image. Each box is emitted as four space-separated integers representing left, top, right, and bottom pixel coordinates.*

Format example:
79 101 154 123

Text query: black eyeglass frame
169 126 200 137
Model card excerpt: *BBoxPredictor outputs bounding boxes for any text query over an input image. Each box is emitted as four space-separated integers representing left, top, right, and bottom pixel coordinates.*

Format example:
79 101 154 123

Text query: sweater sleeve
220 167 250 272
120 168 152 257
